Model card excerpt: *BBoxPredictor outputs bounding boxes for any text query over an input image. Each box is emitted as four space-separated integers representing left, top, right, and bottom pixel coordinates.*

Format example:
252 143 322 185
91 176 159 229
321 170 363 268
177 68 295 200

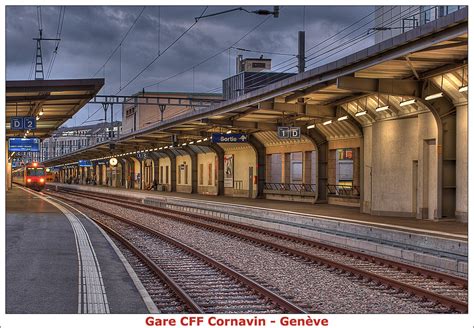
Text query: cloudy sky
6 5 377 127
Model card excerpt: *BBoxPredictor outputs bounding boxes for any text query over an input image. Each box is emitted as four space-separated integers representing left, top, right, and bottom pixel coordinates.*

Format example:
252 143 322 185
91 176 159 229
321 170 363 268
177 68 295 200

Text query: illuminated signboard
8 138 40 152
78 160 92 167
211 133 248 143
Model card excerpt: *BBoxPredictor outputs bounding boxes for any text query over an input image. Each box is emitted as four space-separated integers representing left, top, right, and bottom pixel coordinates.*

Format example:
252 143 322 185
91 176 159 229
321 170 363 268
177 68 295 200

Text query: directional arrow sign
211 133 248 143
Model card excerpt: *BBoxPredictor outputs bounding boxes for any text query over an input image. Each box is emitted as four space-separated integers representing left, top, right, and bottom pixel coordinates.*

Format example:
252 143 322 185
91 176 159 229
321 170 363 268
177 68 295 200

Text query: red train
12 162 47 191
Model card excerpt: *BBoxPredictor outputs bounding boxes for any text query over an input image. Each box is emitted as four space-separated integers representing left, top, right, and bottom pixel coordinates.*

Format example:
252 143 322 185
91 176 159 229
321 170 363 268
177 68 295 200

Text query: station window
165 166 169 184
208 163 213 185
199 164 204 185
268 153 282 183
160 166 163 184
336 148 354 187
290 152 303 184
184 165 188 185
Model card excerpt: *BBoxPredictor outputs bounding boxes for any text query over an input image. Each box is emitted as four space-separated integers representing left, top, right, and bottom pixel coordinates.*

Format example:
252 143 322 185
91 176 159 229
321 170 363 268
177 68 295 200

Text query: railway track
43 189 306 314
46 186 468 313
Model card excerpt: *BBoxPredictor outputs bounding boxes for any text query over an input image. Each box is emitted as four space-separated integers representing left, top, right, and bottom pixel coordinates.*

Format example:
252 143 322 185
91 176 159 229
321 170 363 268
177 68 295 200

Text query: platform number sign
24 117 36 130
277 127 300 139
10 116 36 130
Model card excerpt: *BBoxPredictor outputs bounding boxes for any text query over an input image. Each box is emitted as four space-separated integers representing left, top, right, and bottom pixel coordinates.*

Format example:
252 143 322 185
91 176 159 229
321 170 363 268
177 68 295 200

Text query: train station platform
5 185 157 314
47 183 468 277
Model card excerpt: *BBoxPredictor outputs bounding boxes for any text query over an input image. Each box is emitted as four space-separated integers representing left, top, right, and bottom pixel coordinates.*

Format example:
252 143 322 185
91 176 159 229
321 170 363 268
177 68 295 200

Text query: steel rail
50 187 468 313
44 190 307 314
92 219 204 313
57 187 468 287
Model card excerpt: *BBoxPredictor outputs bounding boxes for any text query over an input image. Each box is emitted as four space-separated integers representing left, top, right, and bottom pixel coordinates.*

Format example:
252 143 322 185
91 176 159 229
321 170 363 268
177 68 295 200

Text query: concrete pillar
97 165 102 185
248 134 266 198
120 159 127 187
208 143 225 195
456 103 467 222
303 151 312 185
353 147 360 194
305 129 329 202
283 153 290 184
184 146 198 193
328 150 337 186
6 141 11 191
163 150 176 192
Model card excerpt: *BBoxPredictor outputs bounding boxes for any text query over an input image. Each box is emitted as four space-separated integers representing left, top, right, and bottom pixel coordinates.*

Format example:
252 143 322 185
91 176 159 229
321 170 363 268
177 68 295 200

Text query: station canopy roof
6 78 104 139
43 8 468 167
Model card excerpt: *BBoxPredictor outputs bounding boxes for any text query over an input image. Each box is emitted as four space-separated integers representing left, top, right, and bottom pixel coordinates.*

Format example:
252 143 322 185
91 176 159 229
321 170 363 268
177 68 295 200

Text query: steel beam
336 76 423 98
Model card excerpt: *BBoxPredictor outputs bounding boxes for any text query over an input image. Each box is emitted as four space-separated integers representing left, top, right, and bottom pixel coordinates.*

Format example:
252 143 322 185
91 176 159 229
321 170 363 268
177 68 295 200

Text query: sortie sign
211 133 248 143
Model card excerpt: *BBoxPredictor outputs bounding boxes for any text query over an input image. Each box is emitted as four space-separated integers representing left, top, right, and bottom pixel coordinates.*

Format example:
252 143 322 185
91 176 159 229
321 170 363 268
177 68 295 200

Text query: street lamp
195 6 279 22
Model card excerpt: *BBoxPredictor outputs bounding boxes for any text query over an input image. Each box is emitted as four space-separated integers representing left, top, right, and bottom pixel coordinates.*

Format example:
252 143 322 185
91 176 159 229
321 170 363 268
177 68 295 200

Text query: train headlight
40 178 45 183
27 178 32 183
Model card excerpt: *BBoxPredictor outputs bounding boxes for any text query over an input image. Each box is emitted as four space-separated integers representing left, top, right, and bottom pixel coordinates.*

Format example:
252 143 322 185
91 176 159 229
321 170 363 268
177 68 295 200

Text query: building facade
41 122 121 162
121 92 222 134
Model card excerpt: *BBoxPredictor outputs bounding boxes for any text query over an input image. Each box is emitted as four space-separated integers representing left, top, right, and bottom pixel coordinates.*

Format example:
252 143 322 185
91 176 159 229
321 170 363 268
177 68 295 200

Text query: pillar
248 134 266 198
163 150 176 192
455 103 467 222
208 143 225 195
184 146 198 193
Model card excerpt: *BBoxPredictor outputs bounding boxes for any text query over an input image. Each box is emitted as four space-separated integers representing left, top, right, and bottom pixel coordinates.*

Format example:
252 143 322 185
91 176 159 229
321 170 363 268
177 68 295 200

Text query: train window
27 168 45 176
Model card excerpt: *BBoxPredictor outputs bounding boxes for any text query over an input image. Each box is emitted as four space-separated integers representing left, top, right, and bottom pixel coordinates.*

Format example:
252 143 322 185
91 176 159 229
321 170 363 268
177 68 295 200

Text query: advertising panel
224 154 234 188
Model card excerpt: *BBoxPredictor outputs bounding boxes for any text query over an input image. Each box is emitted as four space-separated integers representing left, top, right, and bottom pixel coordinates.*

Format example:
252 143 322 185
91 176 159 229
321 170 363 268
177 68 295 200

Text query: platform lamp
425 75 444 100
459 67 468 93
354 98 367 117
337 104 349 121
375 93 390 112
399 96 416 107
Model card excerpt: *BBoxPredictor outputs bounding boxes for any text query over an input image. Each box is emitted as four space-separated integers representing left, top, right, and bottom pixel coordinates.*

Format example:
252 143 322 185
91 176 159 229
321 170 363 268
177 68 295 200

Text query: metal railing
327 184 360 197
264 183 316 193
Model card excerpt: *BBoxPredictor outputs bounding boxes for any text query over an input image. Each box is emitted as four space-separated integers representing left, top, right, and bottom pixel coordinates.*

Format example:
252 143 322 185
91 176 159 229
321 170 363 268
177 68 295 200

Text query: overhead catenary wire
230 6 385 89
143 14 272 91
231 46 296 57
305 5 431 69
203 7 379 93
233 6 423 92
82 5 428 125
92 6 146 77
46 6 66 79
250 5 415 78
117 6 209 94
82 6 209 126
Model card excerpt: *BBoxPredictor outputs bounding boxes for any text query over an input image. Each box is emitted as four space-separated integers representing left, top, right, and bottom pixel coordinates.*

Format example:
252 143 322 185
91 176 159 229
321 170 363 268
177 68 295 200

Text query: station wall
363 113 438 218
197 152 218 195
176 154 192 193
158 156 171 191
222 145 257 198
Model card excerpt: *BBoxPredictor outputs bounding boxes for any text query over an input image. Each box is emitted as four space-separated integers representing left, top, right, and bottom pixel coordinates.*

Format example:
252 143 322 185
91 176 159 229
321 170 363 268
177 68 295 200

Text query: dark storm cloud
6 5 375 126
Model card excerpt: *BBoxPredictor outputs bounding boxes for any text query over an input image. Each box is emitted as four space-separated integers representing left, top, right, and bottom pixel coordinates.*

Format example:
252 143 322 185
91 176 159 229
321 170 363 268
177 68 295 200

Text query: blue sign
78 160 92 167
10 117 24 130
8 138 40 152
24 117 36 130
211 133 248 143
10 116 36 130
